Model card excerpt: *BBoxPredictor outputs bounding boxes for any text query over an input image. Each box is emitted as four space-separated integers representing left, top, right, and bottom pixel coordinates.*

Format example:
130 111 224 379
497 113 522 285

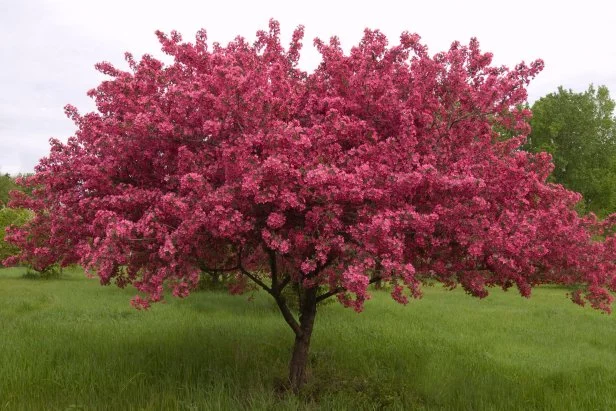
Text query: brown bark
288 286 318 392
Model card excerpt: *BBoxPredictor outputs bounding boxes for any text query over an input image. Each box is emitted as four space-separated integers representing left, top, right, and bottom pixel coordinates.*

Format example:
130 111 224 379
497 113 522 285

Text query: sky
1 0 615 175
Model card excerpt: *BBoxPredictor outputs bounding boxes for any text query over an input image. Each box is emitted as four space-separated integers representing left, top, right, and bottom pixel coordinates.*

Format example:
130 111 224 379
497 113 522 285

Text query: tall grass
1 266 615 410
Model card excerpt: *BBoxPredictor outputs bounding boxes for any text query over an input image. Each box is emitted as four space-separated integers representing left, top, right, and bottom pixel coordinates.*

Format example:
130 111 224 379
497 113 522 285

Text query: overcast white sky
1 0 615 174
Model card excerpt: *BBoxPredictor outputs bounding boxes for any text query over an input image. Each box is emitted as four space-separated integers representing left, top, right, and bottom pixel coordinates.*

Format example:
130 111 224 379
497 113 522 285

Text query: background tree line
0 174 32 263
525 85 616 217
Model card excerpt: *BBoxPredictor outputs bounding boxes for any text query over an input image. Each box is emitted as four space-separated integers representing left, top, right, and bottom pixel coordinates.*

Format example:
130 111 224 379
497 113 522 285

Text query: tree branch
198 264 240 273
316 275 383 303
279 275 292 291
269 250 279 292
238 265 272 294
273 294 303 337
315 287 342 303
236 248 272 293
306 255 337 280
239 248 301 336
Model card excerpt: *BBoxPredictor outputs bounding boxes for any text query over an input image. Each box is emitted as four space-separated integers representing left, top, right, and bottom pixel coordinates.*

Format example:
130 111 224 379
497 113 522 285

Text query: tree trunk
288 287 318 392
208 271 220 285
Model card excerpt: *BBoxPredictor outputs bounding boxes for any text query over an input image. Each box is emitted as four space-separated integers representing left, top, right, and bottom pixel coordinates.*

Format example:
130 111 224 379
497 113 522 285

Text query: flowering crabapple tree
6 20 616 391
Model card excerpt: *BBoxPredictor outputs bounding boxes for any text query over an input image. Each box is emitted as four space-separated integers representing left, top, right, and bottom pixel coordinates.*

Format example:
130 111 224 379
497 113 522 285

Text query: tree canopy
5 21 616 390
526 85 616 216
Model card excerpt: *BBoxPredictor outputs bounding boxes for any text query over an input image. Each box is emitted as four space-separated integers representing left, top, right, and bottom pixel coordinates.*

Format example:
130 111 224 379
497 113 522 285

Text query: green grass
1 266 615 410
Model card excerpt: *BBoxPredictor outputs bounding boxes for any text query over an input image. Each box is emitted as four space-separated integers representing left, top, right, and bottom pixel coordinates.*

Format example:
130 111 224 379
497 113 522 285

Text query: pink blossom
266 212 286 229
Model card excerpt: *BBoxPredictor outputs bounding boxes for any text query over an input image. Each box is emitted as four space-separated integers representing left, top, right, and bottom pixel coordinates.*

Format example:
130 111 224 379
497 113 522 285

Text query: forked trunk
288 287 318 392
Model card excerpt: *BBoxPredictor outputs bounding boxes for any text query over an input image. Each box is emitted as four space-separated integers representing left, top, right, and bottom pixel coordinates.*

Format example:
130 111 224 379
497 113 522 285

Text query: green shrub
22 264 63 280
0 207 32 262
197 271 233 291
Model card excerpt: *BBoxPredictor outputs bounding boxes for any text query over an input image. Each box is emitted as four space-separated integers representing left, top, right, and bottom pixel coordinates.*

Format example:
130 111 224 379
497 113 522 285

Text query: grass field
1 266 615 410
